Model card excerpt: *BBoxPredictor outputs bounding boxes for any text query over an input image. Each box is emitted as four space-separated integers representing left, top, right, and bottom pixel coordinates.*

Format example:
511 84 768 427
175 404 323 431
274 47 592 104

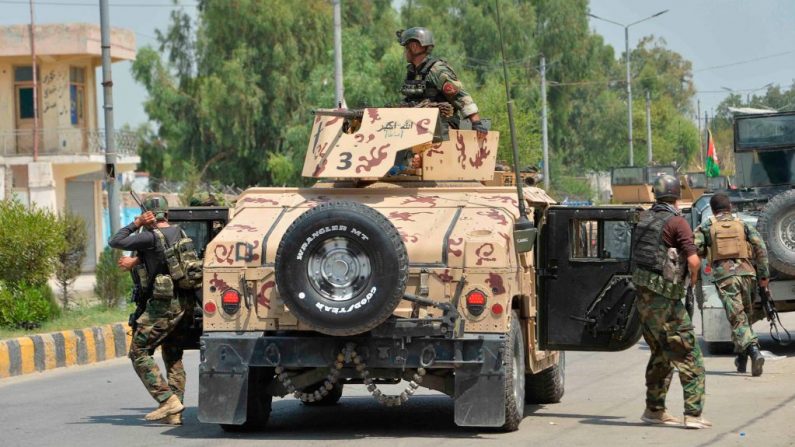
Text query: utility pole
588 9 669 167
29 0 39 161
645 90 652 165
540 56 550 190
625 27 633 166
100 0 120 234
697 99 702 164
332 0 344 108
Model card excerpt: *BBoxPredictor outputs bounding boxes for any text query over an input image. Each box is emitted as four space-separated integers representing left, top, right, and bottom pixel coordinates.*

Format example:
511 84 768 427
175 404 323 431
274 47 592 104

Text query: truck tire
757 190 795 277
302 383 344 406
525 352 565 404
220 367 274 432
501 311 526 431
275 201 408 336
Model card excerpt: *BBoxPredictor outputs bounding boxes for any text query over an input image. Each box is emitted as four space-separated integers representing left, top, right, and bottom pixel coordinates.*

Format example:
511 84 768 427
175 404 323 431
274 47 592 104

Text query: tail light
203 300 217 315
221 289 241 315
466 290 487 316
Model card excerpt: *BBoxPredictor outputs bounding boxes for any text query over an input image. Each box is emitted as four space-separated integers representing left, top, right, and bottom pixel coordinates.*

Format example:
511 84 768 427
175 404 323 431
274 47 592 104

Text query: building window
70 67 86 126
14 66 39 120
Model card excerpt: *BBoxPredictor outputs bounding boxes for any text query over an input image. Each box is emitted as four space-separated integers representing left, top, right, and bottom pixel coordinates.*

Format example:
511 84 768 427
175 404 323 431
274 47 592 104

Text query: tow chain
274 345 426 406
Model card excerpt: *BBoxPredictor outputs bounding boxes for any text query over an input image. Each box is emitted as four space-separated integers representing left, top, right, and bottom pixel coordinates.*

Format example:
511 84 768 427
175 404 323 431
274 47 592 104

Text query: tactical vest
153 227 203 293
401 57 447 103
709 216 750 261
631 208 676 274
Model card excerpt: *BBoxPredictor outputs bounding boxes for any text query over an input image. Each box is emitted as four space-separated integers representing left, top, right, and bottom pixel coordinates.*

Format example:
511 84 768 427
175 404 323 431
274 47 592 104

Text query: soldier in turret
630 175 710 429
397 27 487 139
694 193 769 376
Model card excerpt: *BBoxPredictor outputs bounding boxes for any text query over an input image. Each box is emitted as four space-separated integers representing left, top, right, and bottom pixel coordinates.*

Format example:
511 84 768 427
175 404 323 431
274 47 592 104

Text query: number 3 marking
338 152 352 170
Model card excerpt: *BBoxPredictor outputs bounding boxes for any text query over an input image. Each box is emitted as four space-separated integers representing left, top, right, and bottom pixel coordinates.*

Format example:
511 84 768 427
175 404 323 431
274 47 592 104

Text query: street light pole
588 9 669 167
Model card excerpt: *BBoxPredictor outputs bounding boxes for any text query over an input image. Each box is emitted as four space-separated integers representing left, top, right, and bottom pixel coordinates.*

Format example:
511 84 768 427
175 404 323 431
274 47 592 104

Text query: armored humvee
610 165 677 205
197 107 642 431
691 111 795 352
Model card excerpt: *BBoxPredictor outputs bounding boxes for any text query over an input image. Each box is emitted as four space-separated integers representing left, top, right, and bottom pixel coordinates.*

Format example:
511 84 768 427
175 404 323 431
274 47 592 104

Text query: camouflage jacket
694 212 770 281
403 56 479 119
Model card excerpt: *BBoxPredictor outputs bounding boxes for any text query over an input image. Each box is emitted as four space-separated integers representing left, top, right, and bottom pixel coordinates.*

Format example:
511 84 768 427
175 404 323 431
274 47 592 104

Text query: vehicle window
646 166 675 180
611 167 644 185
735 112 795 151
571 219 599 258
175 222 210 258
571 219 631 260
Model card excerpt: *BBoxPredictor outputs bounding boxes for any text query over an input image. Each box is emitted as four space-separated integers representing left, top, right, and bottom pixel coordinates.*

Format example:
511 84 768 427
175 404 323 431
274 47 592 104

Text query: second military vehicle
691 111 795 352
197 107 642 431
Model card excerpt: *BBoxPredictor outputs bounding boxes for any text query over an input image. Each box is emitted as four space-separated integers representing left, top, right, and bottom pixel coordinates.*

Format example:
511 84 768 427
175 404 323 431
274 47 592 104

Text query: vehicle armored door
538 206 641 351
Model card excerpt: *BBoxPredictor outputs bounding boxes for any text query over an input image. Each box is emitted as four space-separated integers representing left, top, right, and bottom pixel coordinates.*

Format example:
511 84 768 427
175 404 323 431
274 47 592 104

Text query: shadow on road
80 396 552 440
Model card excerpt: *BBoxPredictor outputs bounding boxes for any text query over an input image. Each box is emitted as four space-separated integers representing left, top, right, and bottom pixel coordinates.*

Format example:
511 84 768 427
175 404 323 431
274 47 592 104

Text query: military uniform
631 201 706 419
694 212 769 353
401 56 479 128
109 218 193 414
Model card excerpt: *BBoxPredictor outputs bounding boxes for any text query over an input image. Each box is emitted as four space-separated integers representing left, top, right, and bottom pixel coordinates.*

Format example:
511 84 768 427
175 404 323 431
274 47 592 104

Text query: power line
692 50 795 73
0 0 197 7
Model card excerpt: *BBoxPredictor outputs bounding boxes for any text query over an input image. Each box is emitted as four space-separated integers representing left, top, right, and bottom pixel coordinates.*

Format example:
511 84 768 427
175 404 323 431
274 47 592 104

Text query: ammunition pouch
633 268 686 300
153 274 175 300
661 247 686 284
133 263 149 291
153 228 203 290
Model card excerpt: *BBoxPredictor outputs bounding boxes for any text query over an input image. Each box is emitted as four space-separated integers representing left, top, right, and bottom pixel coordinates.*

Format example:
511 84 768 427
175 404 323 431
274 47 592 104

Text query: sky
2 0 794 128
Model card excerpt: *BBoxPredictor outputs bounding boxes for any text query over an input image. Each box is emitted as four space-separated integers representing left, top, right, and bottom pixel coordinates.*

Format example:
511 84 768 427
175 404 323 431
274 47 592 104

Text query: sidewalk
47 273 99 308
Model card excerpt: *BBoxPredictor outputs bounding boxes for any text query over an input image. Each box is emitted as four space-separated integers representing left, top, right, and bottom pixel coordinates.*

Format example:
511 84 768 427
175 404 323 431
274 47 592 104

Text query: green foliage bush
0 200 65 286
0 281 61 329
54 211 88 308
94 248 133 308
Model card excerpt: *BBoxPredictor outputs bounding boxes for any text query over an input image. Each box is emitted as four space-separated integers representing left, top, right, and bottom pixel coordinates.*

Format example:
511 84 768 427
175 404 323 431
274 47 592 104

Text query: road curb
0 323 131 379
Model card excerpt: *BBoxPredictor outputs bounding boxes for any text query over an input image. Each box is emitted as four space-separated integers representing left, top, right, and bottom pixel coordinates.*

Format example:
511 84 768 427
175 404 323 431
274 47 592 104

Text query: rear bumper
198 331 508 427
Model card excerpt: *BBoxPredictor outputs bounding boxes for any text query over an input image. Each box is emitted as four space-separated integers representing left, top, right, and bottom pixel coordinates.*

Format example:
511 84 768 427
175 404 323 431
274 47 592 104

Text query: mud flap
198 338 253 424
453 344 506 427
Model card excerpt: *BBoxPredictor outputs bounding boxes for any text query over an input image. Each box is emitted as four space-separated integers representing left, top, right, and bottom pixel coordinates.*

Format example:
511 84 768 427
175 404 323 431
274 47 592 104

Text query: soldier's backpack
709 216 750 261
153 227 203 290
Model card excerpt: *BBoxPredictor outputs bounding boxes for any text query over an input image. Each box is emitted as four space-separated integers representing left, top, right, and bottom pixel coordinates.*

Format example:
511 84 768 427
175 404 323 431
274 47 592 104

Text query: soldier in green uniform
110 195 194 425
630 175 711 429
397 27 487 139
694 193 769 376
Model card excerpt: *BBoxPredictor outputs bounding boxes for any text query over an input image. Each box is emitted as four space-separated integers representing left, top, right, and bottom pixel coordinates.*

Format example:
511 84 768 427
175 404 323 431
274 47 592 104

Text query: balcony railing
0 128 138 157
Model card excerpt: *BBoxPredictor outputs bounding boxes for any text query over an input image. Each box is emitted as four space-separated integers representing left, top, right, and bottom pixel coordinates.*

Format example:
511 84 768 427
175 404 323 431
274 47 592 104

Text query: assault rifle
685 285 695 320
127 191 148 332
759 286 791 346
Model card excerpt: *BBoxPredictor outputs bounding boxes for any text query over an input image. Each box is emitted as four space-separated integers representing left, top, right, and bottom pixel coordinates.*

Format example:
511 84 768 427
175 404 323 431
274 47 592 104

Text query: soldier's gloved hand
471 120 488 141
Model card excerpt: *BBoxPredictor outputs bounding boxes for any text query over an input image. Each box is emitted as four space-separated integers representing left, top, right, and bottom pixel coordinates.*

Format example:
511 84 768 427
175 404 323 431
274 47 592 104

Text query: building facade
0 23 140 270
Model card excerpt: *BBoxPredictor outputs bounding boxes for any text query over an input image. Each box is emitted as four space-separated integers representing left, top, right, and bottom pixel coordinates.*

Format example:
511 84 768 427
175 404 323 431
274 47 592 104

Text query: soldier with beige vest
694 193 770 376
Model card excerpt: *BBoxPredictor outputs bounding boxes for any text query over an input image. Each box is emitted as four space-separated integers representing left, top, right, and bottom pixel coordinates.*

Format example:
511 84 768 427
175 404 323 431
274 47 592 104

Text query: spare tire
757 189 795 277
275 201 408 335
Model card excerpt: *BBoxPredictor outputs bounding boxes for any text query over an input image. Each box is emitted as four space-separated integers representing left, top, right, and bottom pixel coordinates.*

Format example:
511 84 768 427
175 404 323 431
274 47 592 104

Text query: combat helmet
652 174 681 201
143 194 169 221
397 27 435 47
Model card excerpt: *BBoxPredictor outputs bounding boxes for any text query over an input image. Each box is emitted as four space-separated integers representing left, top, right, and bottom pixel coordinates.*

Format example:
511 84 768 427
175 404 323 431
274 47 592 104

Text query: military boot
684 415 713 429
734 352 748 373
145 394 185 421
641 408 681 426
747 344 764 377
163 413 183 426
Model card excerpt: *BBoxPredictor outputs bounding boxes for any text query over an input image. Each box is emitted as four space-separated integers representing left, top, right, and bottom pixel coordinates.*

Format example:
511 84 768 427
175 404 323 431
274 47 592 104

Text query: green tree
54 211 88 309
0 200 64 286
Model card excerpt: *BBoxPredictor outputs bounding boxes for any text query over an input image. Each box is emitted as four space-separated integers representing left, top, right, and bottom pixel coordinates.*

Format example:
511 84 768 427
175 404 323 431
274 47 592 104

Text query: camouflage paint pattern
636 286 706 417
715 275 762 351
129 295 188 404
694 212 770 281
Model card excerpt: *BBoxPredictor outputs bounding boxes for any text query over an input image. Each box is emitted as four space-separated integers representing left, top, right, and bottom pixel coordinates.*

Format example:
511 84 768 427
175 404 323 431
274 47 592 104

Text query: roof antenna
495 0 536 251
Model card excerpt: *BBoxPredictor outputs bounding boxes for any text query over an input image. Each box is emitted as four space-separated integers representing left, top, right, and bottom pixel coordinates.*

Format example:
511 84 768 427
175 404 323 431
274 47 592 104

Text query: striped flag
706 129 720 177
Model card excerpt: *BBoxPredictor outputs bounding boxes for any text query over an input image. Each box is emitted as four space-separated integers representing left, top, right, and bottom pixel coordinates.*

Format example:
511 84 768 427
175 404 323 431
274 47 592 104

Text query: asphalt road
2 314 795 447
